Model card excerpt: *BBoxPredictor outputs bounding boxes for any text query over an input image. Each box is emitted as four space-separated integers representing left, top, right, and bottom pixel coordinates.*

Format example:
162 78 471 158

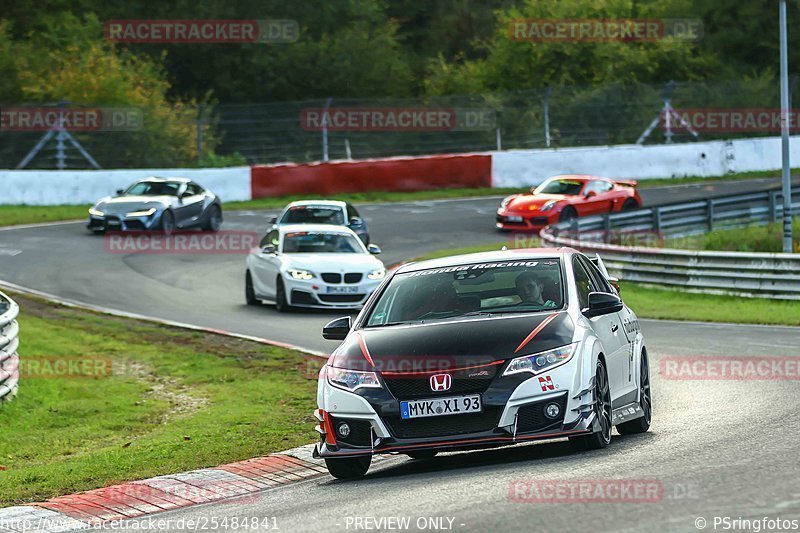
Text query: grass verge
0 169 794 228
408 243 800 327
668 218 800 253
0 292 321 506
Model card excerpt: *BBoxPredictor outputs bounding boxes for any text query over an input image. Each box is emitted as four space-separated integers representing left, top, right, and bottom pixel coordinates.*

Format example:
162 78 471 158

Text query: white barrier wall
491 135 800 187
0 167 253 205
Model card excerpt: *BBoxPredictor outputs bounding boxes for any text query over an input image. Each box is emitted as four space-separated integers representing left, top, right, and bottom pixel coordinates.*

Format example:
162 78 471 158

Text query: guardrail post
652 207 662 233
707 199 715 231
603 215 611 243
770 191 779 222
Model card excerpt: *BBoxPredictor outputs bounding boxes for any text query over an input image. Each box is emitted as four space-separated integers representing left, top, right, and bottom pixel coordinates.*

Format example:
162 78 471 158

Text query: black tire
559 206 578 223
275 277 291 312
406 450 438 460
325 455 371 479
203 205 222 232
160 210 175 236
245 271 259 306
617 350 652 435
622 198 640 211
569 359 613 451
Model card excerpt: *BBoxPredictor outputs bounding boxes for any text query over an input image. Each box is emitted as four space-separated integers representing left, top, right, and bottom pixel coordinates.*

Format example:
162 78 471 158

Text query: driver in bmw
515 271 557 308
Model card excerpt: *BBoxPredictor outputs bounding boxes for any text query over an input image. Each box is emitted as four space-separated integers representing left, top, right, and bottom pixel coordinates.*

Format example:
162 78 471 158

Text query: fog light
337 423 351 438
545 403 561 419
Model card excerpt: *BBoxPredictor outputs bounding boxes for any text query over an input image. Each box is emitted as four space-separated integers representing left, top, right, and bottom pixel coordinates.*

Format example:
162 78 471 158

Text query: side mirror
261 244 276 254
323 316 352 340
269 216 278 224
349 216 363 226
583 292 623 318
116 189 124 195
367 244 382 254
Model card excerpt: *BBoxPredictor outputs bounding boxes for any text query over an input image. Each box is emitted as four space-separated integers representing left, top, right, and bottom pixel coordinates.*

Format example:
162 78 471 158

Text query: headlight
367 268 386 280
500 196 514 209
88 208 104 217
125 207 157 217
503 343 577 376
540 201 557 212
288 269 314 280
326 366 381 391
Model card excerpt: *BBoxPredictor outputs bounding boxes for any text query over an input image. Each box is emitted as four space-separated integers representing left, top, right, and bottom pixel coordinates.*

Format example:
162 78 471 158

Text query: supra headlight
539 201 557 212
503 343 578 376
288 269 314 280
88 208 104 217
367 268 386 280
326 366 381 391
125 207 157 217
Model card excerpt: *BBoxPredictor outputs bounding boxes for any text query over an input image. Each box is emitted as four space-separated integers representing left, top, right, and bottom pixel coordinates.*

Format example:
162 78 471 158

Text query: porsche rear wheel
570 359 612 451
622 198 640 211
325 456 371 479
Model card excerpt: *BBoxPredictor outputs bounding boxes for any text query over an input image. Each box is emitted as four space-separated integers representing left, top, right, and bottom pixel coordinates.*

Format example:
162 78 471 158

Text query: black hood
330 312 574 372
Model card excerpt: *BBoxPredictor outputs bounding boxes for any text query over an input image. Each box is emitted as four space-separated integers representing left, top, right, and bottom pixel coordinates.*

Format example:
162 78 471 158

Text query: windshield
124 181 181 196
282 232 363 253
365 259 563 327
534 179 585 196
280 206 345 225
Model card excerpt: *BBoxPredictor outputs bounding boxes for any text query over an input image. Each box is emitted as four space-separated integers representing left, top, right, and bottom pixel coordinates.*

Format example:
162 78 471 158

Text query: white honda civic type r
245 224 386 312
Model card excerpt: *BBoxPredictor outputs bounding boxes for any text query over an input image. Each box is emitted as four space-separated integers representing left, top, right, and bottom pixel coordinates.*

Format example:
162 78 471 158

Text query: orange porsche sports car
495 174 643 231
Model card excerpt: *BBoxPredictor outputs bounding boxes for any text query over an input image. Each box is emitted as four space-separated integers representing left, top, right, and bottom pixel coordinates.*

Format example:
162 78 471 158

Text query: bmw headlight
88 208 104 217
326 366 381 391
288 269 314 280
367 268 386 280
125 207 157 217
503 343 577 376
539 201 557 212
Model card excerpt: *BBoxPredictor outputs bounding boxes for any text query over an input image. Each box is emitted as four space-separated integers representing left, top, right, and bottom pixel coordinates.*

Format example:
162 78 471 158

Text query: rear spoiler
614 179 638 188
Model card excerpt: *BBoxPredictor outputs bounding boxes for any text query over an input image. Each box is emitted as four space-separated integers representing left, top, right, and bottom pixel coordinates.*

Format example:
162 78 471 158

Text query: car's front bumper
284 276 383 309
87 213 160 232
495 210 557 231
314 357 598 458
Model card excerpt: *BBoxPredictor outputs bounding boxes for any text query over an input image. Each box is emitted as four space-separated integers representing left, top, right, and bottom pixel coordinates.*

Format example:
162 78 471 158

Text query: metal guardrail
541 187 800 299
0 291 19 401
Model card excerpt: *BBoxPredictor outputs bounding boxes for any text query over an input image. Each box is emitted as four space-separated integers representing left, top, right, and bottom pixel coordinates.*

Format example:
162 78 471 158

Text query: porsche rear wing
614 179 638 188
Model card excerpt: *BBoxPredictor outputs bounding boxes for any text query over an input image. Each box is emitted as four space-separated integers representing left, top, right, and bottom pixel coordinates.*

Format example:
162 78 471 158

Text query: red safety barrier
250 154 491 198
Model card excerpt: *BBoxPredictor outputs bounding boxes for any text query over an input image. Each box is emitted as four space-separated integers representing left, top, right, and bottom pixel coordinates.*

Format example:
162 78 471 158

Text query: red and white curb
0 444 389 532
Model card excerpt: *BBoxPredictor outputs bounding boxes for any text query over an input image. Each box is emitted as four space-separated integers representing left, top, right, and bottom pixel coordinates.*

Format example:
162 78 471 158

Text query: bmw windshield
366 259 564 327
280 206 345 225
282 231 363 253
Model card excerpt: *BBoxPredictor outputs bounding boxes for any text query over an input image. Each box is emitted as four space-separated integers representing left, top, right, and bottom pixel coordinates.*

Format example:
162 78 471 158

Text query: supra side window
572 257 596 310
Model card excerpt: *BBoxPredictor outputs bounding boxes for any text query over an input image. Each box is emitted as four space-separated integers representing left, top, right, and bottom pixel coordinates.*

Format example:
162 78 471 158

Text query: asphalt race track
0 176 797 354
0 177 799 532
